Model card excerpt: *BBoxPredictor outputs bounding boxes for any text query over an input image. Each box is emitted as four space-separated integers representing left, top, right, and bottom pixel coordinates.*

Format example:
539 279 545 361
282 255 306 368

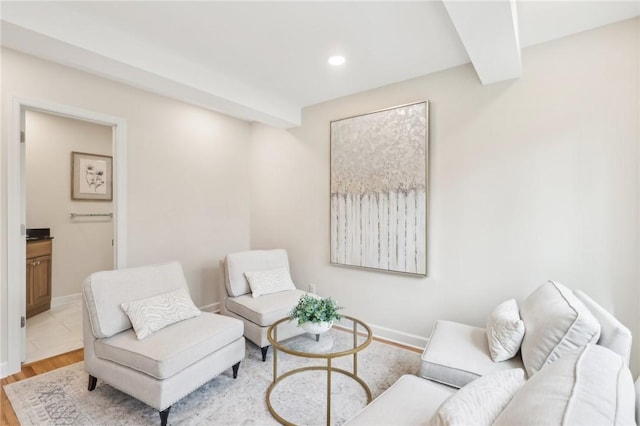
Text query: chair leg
232 361 241 379
261 346 270 362
159 406 171 426
88 375 97 391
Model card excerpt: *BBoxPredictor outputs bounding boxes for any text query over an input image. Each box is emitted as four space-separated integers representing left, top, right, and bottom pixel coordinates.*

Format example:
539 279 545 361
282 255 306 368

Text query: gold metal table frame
266 315 373 426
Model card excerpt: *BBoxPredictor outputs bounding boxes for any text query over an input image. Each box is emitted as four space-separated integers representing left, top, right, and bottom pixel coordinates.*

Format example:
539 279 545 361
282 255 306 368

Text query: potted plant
289 294 343 335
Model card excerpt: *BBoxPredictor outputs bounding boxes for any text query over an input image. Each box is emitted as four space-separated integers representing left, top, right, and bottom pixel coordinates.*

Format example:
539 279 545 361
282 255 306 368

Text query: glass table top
268 315 372 358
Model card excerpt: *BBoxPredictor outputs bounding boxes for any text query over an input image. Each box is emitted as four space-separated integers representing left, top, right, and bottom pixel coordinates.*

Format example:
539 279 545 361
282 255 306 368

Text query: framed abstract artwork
71 151 113 201
330 101 428 275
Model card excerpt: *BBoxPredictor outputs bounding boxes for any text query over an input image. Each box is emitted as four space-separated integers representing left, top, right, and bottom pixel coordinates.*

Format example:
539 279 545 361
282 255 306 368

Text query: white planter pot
300 321 333 335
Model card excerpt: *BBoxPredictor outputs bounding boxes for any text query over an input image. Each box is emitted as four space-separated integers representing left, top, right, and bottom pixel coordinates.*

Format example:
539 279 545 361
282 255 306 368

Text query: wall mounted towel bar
70 213 113 218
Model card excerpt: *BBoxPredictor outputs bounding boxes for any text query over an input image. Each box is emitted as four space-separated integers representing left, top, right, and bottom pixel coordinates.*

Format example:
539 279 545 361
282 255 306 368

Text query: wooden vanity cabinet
26 239 52 318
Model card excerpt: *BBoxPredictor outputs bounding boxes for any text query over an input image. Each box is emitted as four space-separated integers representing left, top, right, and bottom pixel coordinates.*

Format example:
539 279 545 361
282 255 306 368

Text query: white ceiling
1 1 638 127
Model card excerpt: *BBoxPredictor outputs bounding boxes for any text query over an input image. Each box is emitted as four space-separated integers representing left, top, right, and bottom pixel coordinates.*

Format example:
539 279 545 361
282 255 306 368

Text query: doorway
6 98 127 376
23 110 114 363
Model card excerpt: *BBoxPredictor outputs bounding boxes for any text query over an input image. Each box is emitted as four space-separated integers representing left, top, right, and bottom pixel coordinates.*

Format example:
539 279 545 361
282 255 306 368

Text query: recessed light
328 55 346 66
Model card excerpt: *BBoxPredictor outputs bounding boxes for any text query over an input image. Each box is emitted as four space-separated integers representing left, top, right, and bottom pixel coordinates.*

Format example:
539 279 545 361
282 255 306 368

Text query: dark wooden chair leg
315 334 320 342
261 346 270 362
159 406 171 426
232 361 241 379
88 375 97 391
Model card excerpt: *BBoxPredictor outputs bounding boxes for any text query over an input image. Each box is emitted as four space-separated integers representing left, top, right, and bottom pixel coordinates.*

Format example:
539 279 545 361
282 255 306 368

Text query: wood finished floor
1 349 84 426
0 337 419 426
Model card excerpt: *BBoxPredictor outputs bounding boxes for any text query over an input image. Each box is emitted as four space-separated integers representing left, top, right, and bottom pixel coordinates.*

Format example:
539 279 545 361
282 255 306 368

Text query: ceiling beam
443 0 522 85
0 3 301 128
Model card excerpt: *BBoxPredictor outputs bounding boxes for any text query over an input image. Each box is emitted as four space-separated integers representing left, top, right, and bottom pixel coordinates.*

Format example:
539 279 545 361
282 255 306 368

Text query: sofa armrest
420 320 524 388
573 290 632 365
344 375 455 425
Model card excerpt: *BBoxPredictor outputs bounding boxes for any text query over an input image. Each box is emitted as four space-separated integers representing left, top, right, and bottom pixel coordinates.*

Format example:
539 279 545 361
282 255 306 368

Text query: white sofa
346 281 637 425
419 281 631 388
346 344 635 425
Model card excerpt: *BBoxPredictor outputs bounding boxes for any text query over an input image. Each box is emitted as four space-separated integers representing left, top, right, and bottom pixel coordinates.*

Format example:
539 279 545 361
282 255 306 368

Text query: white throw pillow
519 281 600 376
244 267 296 298
486 299 525 362
121 288 201 339
429 368 526 426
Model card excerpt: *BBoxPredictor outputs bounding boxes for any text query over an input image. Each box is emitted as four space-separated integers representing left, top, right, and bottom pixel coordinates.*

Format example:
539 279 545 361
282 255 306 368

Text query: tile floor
25 301 83 364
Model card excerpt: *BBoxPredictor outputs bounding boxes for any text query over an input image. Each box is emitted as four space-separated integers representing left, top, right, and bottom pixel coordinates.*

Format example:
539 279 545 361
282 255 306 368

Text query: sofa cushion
494 344 635 425
245 267 296 298
225 289 307 327
83 261 189 339
519 281 601 376
94 312 243 380
225 249 291 297
121 288 201 339
429 368 525 426
486 299 525 362
420 320 524 388
344 375 455 426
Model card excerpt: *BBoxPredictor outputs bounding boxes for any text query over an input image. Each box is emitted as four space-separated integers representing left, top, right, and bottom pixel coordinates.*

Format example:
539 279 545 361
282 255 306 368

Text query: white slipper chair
221 249 307 361
82 262 245 426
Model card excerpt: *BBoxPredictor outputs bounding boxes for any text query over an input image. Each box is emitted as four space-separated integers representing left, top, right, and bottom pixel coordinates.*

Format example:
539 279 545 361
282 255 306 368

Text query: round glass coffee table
266 315 373 426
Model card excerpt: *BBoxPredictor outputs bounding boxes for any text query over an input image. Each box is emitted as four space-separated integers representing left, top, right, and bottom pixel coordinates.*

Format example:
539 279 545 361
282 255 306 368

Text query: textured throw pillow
519 281 600 376
429 368 526 426
244 267 296 298
121 288 201 339
486 299 525 362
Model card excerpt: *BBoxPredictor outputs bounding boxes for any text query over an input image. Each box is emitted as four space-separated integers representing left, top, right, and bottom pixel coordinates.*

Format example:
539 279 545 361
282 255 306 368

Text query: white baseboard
368 322 428 350
198 302 427 350
51 293 82 308
200 302 221 314
0 361 8 379
340 321 427 350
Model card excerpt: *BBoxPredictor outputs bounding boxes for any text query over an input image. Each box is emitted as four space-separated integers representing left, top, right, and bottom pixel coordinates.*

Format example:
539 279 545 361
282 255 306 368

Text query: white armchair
83 262 245 426
221 249 307 361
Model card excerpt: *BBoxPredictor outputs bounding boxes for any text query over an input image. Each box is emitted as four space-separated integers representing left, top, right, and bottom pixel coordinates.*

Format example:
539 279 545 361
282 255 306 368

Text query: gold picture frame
71 151 113 201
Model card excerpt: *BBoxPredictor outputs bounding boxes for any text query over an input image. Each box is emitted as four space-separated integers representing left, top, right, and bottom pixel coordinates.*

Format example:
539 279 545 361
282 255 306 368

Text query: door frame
6 97 127 376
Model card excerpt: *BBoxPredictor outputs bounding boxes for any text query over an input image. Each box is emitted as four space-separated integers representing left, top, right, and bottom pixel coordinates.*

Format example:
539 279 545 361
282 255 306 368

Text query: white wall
250 19 640 373
1 48 252 366
26 110 113 300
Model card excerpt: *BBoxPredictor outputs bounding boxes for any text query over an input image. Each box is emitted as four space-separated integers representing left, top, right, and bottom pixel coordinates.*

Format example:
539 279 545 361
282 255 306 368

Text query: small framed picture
71 151 113 201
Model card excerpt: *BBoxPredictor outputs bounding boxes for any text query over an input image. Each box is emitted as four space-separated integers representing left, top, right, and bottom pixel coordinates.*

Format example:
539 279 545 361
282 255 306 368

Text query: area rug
4 331 421 425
